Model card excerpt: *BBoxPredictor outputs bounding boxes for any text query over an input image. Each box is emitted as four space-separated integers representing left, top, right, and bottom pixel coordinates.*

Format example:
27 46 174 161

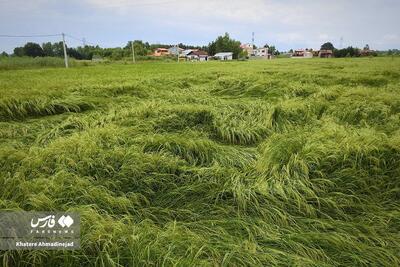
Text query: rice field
1 57 400 266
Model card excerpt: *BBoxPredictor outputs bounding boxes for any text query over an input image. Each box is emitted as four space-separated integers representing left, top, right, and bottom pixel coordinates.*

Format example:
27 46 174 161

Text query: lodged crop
0 58 400 266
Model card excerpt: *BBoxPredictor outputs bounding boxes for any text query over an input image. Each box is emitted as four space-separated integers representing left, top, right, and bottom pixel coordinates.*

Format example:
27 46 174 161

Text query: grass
0 57 400 266
0 57 94 70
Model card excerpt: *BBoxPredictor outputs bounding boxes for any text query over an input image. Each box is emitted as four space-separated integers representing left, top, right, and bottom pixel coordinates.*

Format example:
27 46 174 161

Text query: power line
0 34 61 38
64 34 100 46
93 0 180 9
65 33 84 42
0 32 98 46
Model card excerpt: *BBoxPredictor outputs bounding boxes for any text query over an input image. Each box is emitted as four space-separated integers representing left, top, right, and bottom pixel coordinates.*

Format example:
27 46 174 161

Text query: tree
13 47 25 57
111 48 124 60
67 47 85 60
321 42 335 51
364 44 370 50
124 41 150 56
269 45 276 55
1 51 9 57
207 33 242 59
239 50 248 59
52 42 65 57
333 46 361 58
42 42 54 57
264 44 280 55
76 45 97 60
23 42 44 57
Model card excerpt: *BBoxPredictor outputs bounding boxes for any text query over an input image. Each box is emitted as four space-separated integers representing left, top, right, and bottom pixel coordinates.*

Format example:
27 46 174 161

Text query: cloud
83 0 310 25
0 0 399 52
383 34 399 42
318 34 329 40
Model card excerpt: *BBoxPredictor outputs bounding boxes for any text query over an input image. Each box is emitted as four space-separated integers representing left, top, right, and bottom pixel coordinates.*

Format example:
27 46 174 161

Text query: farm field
1 58 400 266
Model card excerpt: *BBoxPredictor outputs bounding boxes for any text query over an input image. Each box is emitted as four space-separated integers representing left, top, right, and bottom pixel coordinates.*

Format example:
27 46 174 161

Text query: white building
214 52 233 60
240 43 254 56
254 47 271 59
292 49 313 58
181 49 194 57
186 50 209 61
168 46 184 56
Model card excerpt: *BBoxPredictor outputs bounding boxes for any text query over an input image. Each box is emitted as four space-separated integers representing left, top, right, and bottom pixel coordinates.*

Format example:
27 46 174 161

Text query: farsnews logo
31 215 56 228
31 215 74 228
0 211 80 250
58 215 74 228
30 214 75 235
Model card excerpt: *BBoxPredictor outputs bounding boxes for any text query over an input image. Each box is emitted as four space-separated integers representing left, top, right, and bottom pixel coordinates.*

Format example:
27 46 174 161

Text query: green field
1 58 400 266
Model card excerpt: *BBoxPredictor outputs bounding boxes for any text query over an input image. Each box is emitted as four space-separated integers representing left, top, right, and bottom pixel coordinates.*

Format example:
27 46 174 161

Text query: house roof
182 49 194 55
319 49 333 54
214 52 233 57
189 50 208 56
168 47 184 51
240 44 252 49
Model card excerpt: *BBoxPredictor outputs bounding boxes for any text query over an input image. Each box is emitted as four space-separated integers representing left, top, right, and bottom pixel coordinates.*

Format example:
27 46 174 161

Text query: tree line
8 41 165 60
1 33 275 60
2 36 396 60
319 42 380 57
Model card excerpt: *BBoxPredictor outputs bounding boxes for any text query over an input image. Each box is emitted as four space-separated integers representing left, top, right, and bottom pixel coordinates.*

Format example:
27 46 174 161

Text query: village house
292 49 313 58
318 49 333 58
177 49 192 61
178 49 193 59
153 48 170 57
360 48 377 57
186 50 209 61
214 52 233 60
241 43 272 59
168 46 184 56
254 47 272 59
240 43 254 56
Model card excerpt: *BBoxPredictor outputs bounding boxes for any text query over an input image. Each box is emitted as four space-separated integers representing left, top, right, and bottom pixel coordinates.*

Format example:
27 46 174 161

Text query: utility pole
82 38 86 46
177 44 180 63
62 33 69 68
131 41 136 63
252 32 255 56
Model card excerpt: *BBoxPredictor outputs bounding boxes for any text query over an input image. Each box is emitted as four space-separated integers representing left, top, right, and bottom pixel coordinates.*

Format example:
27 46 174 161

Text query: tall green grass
0 58 400 266
0 57 92 70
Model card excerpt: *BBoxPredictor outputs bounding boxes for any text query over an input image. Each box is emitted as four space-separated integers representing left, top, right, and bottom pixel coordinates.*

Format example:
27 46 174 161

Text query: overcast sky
1 0 399 53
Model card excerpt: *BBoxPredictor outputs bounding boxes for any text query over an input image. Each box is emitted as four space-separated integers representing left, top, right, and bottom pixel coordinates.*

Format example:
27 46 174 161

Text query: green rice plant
139 133 255 169
0 97 95 121
211 76 286 99
265 99 325 131
1 58 400 266
211 102 270 145
153 105 214 133
75 82 151 98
